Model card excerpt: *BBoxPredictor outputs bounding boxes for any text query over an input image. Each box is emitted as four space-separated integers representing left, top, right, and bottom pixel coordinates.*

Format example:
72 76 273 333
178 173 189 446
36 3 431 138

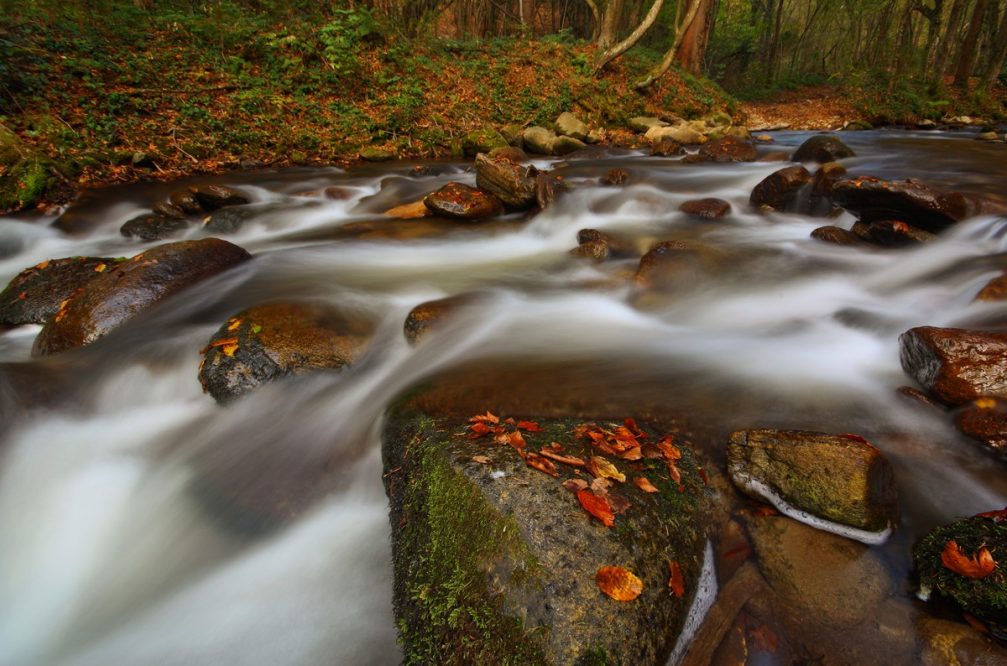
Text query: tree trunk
633 0 707 88
583 0 602 39
954 0 989 86
765 0 785 79
932 0 967 79
598 0 624 48
676 0 714 73
592 0 665 72
981 1 1007 86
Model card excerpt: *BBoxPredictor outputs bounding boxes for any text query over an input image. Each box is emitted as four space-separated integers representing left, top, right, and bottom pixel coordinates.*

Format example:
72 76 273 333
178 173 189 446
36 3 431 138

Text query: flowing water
0 130 1006 664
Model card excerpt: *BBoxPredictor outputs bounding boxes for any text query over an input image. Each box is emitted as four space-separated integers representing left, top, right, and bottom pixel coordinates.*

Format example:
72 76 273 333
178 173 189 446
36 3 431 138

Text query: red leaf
657 436 682 461
517 420 542 432
468 422 492 439
469 411 500 424
975 506 1007 523
668 561 685 597
941 540 997 578
538 448 586 467
607 491 632 515
525 452 559 477
577 488 615 527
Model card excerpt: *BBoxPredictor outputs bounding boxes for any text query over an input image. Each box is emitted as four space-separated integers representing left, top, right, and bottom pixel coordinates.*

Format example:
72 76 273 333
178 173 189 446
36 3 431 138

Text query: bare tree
592 0 666 72
633 0 708 88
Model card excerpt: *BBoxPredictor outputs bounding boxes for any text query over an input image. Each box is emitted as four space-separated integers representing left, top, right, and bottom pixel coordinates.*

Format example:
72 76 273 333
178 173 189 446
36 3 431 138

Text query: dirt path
740 85 867 131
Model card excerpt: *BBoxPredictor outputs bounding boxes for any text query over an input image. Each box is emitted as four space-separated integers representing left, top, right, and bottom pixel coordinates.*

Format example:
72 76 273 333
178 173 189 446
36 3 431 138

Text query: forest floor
740 85 867 130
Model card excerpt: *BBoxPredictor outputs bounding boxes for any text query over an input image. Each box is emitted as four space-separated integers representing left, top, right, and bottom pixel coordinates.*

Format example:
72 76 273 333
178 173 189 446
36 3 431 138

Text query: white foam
668 540 717 665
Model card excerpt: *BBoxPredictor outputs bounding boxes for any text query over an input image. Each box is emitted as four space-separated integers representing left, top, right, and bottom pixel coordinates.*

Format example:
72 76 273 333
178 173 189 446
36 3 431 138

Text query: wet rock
385 200 431 219
914 513 1007 636
423 182 503 220
534 171 564 210
33 238 252 356
977 131 1000 142
728 429 897 534
569 239 610 262
168 189 204 215
554 112 589 141
152 201 187 219
488 145 529 163
917 617 1007 665
499 124 524 147
897 385 945 410
600 168 630 186
791 134 855 163
474 153 537 209
680 198 731 219
805 162 847 216
855 219 938 247
552 135 587 155
899 326 1007 405
651 137 685 157
697 136 758 163
953 397 1007 453
745 515 892 628
462 128 508 157
629 116 668 133
0 256 119 325
634 241 720 290
749 165 811 211
404 293 480 345
198 301 374 403
360 147 396 162
974 273 1007 301
646 125 706 146
202 206 260 234
522 126 557 155
382 410 709 665
810 225 865 246
188 184 250 211
120 213 190 240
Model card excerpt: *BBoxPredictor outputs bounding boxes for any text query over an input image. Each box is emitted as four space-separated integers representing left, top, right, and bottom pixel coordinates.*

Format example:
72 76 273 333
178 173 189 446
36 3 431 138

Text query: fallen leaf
618 446 643 461
469 422 492 439
470 411 500 424
472 455 491 464
562 478 588 492
549 442 563 451
221 342 239 357
941 540 997 579
975 397 998 409
94 263 107 272
17 291 26 300
517 420 542 432
975 506 1007 522
251 324 263 334
667 460 682 485
607 491 631 514
597 566 643 601
577 488 615 527
587 456 626 483
963 613 989 634
227 318 242 332
624 417 647 438
36 260 50 269
525 452 559 477
698 467 709 486
590 477 613 494
538 448 586 467
634 476 659 493
657 436 682 461
503 430 527 451
842 433 870 444
668 561 685 597
752 505 778 517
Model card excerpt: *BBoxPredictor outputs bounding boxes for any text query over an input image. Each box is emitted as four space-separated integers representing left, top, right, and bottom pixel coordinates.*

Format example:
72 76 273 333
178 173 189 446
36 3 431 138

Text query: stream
1 130 1006 664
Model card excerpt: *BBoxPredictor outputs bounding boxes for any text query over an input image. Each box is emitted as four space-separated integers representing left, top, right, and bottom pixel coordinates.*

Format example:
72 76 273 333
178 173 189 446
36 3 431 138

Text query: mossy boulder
523 126 558 155
463 128 509 157
727 429 897 535
554 112 589 141
383 410 711 665
0 158 54 212
0 256 120 325
914 513 1007 636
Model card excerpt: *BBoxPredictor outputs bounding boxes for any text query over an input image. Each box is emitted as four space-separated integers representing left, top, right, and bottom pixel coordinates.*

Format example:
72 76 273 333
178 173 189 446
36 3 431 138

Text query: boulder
569 239 610 262
977 131 1000 142
629 116 668 133
645 125 706 146
202 206 261 234
635 241 708 289
168 189 204 215
152 201 187 219
650 137 684 157
489 146 530 163
723 126 752 141
913 512 1007 636
462 128 509 157
423 182 504 220
974 273 1007 301
554 112 589 141
198 301 374 403
0 256 119 325
696 136 758 163
360 147 396 162
403 293 481 345
727 429 897 535
188 184 250 211
917 617 1007 665
704 111 733 128
474 153 537 209
749 165 811 211
791 135 855 163
32 238 252 356
851 220 937 247
805 162 847 216
810 226 865 246
953 397 1007 453
679 198 731 220
899 326 1007 405
383 409 709 665
552 136 587 156
499 124 524 147
522 126 557 155
534 171 565 210
120 213 190 241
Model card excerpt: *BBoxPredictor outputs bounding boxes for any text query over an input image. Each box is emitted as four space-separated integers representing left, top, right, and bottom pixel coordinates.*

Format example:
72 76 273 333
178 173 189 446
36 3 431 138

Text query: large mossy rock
32 238 251 355
899 326 1007 405
198 301 374 403
914 513 1007 636
463 128 509 157
383 410 711 665
0 256 120 325
727 429 897 535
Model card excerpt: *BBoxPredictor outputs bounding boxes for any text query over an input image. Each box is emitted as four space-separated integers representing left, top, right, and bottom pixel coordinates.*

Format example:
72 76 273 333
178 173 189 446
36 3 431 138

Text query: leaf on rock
668 561 685 597
634 476 659 493
525 452 559 477
941 540 997 579
538 448 586 467
221 342 239 357
577 488 615 527
657 436 682 461
607 491 631 515
590 477 613 494
587 456 626 483
469 411 500 424
517 420 542 432
596 566 643 601
618 446 643 461
472 455 491 464
562 478 588 492
469 422 492 439
975 506 1007 523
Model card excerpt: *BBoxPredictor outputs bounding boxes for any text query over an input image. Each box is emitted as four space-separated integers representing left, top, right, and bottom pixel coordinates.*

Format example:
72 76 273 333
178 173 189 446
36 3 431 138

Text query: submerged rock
749 165 811 211
152 201 188 219
805 162 847 216
634 241 712 289
168 189 204 215
569 239 610 261
474 153 537 209
899 326 1007 405
203 205 260 233
383 410 709 665
727 429 897 537
534 171 564 210
403 293 480 345
198 301 374 403
424 182 503 220
791 134 855 163
917 617 1007 665
679 198 731 219
974 273 1007 301
600 168 630 186
695 136 757 163
0 256 119 325
914 512 1007 637
552 136 587 155
33 238 251 356
851 219 937 247
120 213 190 240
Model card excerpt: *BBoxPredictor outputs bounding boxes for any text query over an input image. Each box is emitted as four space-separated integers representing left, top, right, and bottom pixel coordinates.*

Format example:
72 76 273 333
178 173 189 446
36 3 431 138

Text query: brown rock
474 153 538 209
810 226 864 246
651 137 684 157
152 201 187 219
974 273 1007 301
900 326 1007 405
168 189 204 214
488 146 529 163
569 239 610 262
792 134 855 163
534 171 564 210
749 165 811 211
853 220 938 247
189 184 250 211
680 198 731 219
423 182 504 220
697 136 758 162
918 617 1007 666
403 293 480 345
804 162 847 216
32 238 252 356
635 241 701 288
600 168 630 186
0 256 119 325
385 200 431 219
954 397 1007 453
120 213 190 241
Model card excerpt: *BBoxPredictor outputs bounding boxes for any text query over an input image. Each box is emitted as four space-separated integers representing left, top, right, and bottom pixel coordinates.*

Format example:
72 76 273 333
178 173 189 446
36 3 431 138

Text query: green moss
0 159 52 210
576 646 615 665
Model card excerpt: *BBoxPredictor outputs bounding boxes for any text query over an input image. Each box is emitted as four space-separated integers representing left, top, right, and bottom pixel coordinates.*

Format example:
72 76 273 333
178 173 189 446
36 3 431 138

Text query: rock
724 126 752 141
569 239 610 261
474 153 537 209
382 410 709 665
914 513 1007 636
554 112 589 141
917 119 938 129
32 238 252 356
953 397 1007 453
423 182 504 220
805 162 847 216
635 241 705 289
977 131 1000 142
489 145 530 163
680 198 731 219
791 135 855 163
696 136 758 162
749 165 811 211
832 176 1000 233
600 168 630 186
188 184 250 211
551 136 587 155
585 129 604 144
629 116 668 133
917 617 1007 665
844 120 873 131
899 326 1007 405
975 273 1007 301
646 125 706 146
810 226 865 246
360 147 396 162
704 111 733 128
462 128 509 157
168 189 204 215
120 213 190 241
852 220 938 247
499 124 524 147
385 200 431 219
728 429 897 535
534 171 564 210
152 201 187 219
650 137 684 157
404 293 480 345
203 206 260 233
198 301 373 403
746 515 892 628
522 126 557 155
0 256 119 325
755 134 774 143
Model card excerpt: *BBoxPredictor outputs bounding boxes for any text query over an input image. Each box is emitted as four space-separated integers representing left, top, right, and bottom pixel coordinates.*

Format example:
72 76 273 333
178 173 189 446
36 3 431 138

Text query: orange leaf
208 336 238 349
562 478 588 492
221 343 239 357
469 411 500 424
94 263 107 273
525 452 559 477
668 561 685 597
596 566 643 601
577 488 615 527
587 456 626 483
472 455 491 464
507 430 527 450
941 540 997 579
667 460 682 485
538 448 586 467
469 422 492 439
517 420 542 432
634 476 659 493
657 436 682 461
619 446 643 461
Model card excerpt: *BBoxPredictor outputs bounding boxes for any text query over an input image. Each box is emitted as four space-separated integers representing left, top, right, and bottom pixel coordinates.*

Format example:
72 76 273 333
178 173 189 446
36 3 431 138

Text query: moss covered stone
383 409 710 665
463 128 509 157
0 158 52 211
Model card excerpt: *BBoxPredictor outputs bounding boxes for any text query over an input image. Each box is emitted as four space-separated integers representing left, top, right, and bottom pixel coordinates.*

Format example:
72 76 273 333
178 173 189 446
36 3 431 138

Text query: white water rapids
0 130 1006 664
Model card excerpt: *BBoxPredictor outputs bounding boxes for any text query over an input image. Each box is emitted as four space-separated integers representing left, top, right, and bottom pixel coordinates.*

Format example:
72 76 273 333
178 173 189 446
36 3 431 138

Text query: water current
0 130 1005 664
